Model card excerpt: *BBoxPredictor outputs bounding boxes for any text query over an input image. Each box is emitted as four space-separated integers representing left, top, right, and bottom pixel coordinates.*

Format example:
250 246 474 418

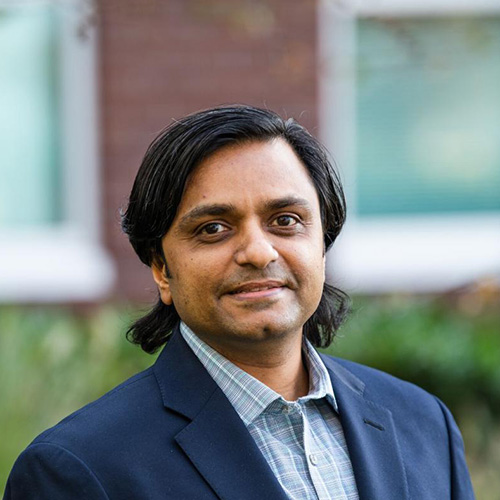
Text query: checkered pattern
180 323 359 500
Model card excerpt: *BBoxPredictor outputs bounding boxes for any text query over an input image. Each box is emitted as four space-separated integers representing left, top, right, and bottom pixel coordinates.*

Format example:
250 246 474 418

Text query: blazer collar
321 355 410 500
153 328 289 500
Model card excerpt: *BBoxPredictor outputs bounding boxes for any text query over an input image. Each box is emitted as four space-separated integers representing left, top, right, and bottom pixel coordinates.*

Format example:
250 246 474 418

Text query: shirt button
282 406 290 413
309 454 319 466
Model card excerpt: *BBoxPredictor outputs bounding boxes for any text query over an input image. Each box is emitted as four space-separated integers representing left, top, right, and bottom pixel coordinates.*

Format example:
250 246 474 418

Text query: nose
234 223 279 269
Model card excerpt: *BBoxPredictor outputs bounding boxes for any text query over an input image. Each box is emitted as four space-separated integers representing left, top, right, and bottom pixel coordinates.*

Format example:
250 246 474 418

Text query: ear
152 261 173 305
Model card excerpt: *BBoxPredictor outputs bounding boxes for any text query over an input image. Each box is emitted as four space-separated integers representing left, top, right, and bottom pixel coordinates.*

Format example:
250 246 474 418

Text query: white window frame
319 0 500 293
0 0 115 302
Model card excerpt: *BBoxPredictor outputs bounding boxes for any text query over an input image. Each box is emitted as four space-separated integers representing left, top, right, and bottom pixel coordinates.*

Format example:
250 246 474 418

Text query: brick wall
99 0 319 302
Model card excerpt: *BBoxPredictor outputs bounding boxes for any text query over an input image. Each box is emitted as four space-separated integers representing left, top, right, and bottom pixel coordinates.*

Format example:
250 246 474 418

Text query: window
319 0 500 292
0 0 114 301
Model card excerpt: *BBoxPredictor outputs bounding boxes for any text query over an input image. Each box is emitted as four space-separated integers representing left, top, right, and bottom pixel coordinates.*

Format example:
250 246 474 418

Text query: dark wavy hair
122 105 350 353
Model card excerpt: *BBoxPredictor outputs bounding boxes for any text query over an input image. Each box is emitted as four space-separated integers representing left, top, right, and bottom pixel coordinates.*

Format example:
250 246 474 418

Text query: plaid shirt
180 323 359 500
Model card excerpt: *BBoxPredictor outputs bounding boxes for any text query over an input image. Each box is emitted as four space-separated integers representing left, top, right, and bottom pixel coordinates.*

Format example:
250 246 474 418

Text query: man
5 105 474 499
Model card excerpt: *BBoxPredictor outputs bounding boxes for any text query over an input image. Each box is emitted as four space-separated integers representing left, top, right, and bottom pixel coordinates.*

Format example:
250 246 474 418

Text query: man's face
153 139 325 353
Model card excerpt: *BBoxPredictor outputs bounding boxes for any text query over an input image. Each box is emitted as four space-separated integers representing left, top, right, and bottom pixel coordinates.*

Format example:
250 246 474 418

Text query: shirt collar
179 322 338 426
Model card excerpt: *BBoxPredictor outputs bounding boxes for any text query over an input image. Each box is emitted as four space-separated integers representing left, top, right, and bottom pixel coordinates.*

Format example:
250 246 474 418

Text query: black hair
121 105 350 353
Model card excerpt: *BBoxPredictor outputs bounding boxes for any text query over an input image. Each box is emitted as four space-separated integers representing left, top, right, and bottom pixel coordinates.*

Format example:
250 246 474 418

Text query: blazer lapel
154 329 289 500
322 356 410 500
175 388 289 500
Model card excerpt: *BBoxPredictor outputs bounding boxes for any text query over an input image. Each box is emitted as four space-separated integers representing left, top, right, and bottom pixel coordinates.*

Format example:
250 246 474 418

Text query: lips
228 281 285 295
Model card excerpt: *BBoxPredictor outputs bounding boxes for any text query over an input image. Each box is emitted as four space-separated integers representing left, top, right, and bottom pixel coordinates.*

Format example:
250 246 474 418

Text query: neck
209 334 310 401
235 355 309 401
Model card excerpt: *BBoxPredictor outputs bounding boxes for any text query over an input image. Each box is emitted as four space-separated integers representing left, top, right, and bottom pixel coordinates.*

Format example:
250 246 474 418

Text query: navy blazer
5 328 475 499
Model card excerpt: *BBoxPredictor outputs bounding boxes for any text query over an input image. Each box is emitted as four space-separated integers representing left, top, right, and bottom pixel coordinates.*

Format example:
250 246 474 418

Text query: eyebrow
176 203 237 232
263 196 313 213
176 196 313 232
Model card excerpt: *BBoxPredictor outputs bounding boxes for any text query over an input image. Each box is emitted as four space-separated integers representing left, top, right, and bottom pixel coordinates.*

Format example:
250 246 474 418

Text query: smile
226 281 286 300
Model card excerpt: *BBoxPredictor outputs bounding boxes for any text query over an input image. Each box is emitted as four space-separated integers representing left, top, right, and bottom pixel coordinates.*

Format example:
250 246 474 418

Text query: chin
231 315 304 341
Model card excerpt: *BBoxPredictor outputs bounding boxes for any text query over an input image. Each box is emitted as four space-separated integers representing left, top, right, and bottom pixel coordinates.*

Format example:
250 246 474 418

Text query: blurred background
1 0 499 496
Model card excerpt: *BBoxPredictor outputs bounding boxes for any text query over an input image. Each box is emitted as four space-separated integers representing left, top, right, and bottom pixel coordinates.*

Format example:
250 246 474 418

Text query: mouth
225 281 286 300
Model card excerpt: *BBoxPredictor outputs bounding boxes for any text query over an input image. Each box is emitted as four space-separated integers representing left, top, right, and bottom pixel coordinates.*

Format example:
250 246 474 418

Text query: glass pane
356 17 500 216
0 4 61 227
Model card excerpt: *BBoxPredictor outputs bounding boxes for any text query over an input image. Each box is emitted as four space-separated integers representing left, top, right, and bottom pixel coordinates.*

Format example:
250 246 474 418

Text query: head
122 105 349 353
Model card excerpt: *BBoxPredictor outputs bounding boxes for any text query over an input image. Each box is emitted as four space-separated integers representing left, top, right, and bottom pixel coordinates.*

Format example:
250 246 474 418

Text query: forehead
177 139 320 214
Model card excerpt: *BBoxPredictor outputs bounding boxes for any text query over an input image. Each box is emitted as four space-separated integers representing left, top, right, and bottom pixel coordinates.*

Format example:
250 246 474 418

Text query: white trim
318 0 500 293
327 215 500 293
0 0 115 302
318 2 357 212
327 0 500 16
0 228 114 302
59 0 101 239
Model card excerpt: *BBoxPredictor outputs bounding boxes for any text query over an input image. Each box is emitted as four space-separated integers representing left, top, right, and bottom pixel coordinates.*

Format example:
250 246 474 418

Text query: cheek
312 259 326 291
169 257 218 304
290 252 325 300
309 256 326 309
296 238 325 275
306 248 326 297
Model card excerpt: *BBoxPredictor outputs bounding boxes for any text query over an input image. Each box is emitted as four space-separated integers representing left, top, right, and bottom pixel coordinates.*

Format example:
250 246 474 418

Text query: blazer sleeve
434 397 476 500
3 442 109 500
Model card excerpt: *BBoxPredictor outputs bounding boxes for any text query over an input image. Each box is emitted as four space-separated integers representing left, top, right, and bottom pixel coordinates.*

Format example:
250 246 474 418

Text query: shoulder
13 364 173 475
320 354 468 459
322 353 435 400
319 356 475 498
5 367 163 499
320 353 453 424
34 367 158 448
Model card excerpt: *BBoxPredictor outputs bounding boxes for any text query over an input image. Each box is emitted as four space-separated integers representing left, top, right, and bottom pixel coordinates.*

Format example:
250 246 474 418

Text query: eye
198 222 228 235
271 215 299 227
